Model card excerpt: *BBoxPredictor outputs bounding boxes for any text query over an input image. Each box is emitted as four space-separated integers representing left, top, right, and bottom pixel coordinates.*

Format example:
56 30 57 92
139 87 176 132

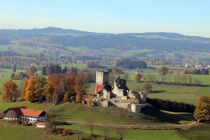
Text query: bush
147 98 195 113
194 96 210 122
143 82 152 93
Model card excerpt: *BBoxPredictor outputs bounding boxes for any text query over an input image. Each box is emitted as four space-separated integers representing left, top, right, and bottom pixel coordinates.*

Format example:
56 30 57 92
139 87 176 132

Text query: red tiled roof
20 108 45 117
36 122 46 125
4 107 46 118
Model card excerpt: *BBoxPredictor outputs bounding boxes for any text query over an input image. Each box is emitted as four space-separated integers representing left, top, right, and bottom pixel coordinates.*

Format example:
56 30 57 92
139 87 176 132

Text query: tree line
146 98 195 113
136 66 206 86
1 72 89 104
116 59 147 69
42 64 68 75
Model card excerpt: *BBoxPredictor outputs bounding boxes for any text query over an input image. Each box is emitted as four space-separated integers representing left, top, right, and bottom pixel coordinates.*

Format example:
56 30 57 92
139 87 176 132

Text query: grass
87 80 210 105
0 68 24 90
0 123 187 140
178 123 210 140
0 101 52 111
0 124 74 140
0 68 210 139
59 123 185 140
49 103 159 125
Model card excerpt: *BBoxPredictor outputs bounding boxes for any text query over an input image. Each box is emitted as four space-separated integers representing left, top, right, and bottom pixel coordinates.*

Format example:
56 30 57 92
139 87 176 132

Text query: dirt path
64 120 199 130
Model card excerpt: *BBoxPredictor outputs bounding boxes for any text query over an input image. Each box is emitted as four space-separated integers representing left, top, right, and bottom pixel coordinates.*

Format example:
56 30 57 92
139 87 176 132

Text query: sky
0 0 209 37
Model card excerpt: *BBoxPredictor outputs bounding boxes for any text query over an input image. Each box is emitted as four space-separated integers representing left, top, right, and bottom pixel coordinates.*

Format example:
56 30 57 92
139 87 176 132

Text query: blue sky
0 0 209 37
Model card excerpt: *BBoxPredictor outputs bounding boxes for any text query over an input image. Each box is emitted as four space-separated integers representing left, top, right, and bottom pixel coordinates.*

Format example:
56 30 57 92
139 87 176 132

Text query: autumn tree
143 82 152 93
24 76 48 102
25 76 38 102
194 96 210 122
63 92 70 102
158 66 169 76
27 65 37 76
74 73 87 103
43 83 54 103
2 80 18 102
65 74 75 94
34 76 47 102
48 74 65 94
135 73 142 83
22 80 28 100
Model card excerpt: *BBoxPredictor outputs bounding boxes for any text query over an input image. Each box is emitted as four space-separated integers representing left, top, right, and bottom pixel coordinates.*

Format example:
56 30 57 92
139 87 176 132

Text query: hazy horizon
0 0 209 37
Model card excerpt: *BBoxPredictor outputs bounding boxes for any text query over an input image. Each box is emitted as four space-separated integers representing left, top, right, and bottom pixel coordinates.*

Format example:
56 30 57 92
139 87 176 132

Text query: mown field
0 123 186 140
0 121 210 140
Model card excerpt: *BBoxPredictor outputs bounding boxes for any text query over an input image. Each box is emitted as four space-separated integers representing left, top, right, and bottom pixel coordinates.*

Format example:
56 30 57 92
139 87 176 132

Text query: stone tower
95 70 109 93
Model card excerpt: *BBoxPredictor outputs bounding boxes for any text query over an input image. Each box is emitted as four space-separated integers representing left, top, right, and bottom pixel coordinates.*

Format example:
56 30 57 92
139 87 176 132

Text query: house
36 122 47 128
4 107 47 123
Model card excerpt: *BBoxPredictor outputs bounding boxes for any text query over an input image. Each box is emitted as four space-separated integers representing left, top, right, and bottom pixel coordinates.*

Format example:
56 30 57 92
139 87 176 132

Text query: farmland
0 67 210 140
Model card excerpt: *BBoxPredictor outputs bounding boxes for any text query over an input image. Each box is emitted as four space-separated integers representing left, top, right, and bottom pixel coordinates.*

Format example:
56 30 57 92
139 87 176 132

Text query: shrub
143 82 152 93
194 96 210 122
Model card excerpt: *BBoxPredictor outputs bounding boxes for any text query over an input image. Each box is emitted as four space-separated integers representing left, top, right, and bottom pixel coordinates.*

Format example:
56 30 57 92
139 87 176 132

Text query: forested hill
0 27 210 59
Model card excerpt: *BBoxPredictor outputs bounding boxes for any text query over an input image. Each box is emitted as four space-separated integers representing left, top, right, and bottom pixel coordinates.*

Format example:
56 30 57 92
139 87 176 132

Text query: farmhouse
4 107 46 123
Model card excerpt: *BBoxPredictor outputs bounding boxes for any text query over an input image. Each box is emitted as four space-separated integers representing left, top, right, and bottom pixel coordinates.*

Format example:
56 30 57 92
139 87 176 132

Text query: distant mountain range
0 27 210 60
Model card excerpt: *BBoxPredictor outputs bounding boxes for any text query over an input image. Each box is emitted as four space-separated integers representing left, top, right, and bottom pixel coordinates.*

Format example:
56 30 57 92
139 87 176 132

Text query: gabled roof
20 108 45 117
4 106 26 114
4 107 46 118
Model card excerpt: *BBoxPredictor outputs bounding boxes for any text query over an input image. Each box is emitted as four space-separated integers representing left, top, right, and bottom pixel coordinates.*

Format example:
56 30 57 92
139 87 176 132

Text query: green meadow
0 68 210 140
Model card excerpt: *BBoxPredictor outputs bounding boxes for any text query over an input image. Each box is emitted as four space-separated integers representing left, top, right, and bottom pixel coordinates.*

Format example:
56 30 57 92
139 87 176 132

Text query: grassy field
59 123 185 140
128 81 210 105
87 80 210 105
0 123 186 140
0 68 210 139
1 122 210 140
0 68 24 90
178 124 210 140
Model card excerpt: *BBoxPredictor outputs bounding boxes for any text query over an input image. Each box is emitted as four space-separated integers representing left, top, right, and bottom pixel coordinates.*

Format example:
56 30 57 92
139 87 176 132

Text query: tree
2 80 18 102
27 66 37 76
135 73 142 83
194 96 210 122
158 66 169 76
117 128 126 140
63 92 70 102
70 66 78 74
43 83 54 103
25 76 38 102
22 80 28 100
74 73 87 103
12 64 17 72
143 82 152 93
45 109 58 135
34 76 47 102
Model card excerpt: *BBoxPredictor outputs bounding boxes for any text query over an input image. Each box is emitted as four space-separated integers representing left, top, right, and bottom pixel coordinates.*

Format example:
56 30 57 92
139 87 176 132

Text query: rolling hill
0 27 210 60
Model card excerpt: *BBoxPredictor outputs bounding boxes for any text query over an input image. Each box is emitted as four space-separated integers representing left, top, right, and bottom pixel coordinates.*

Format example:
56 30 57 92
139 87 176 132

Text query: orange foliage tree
74 73 88 103
43 82 54 103
2 80 18 102
25 76 38 102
